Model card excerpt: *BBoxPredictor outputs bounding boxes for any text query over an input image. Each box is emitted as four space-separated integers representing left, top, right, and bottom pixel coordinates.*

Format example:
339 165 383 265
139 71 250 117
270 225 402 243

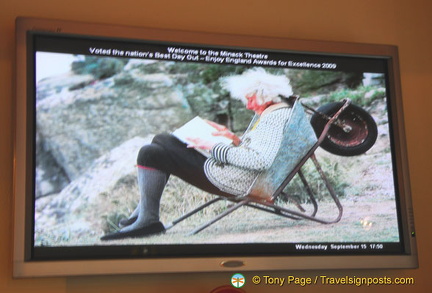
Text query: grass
319 85 386 108
34 176 399 246
34 143 398 246
90 198 400 246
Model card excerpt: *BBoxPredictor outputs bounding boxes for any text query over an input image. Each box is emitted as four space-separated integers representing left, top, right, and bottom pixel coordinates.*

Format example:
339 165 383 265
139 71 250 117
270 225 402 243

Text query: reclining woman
101 68 294 240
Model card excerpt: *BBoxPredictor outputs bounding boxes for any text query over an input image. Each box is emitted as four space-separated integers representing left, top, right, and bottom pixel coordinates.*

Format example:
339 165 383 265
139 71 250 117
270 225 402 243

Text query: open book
172 116 233 157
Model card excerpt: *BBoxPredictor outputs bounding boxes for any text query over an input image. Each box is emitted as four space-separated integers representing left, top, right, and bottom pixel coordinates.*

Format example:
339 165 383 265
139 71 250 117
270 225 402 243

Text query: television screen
13 17 417 277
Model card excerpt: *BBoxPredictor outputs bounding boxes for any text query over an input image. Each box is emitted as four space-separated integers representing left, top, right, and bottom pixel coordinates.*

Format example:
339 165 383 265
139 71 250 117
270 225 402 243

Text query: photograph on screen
31 34 400 257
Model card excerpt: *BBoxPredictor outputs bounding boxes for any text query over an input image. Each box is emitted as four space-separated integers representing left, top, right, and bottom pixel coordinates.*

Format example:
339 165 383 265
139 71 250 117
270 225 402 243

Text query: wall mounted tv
13 17 417 277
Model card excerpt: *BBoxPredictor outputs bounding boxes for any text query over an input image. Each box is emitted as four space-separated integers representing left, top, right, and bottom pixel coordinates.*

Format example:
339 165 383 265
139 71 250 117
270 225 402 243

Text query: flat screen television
13 17 418 277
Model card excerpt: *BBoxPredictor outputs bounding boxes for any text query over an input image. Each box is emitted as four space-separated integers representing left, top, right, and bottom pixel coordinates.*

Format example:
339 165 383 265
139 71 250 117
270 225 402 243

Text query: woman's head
220 68 293 108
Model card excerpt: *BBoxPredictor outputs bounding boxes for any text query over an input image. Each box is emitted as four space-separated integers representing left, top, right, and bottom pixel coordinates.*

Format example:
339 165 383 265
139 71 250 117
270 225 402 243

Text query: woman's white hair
220 68 293 105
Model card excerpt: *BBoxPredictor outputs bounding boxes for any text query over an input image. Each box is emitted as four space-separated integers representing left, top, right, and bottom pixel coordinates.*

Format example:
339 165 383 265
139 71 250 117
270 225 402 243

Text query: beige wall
1 0 431 292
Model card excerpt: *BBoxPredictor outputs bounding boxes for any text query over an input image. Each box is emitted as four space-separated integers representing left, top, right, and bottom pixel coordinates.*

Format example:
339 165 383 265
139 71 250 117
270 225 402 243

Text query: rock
35 131 70 198
36 72 95 101
363 73 384 87
36 69 192 185
34 136 152 240
364 87 386 100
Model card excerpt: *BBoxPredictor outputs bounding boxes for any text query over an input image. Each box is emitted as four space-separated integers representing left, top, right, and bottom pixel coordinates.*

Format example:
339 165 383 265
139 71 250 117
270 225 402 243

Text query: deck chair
165 98 351 235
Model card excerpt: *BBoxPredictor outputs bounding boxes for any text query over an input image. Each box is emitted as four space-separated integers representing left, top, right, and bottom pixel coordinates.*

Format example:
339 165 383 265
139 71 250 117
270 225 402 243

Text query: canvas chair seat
247 99 318 201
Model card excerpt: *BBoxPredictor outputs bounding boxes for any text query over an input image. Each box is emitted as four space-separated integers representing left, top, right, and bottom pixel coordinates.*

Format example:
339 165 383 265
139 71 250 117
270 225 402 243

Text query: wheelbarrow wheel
310 102 378 156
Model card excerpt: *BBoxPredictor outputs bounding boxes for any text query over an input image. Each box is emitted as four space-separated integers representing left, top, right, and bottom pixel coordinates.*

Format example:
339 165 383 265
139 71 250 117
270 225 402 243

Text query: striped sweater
204 104 292 196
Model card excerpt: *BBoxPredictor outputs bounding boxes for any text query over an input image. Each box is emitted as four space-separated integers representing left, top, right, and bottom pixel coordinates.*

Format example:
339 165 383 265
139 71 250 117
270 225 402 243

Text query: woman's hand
187 137 215 150
205 120 241 146
186 137 216 151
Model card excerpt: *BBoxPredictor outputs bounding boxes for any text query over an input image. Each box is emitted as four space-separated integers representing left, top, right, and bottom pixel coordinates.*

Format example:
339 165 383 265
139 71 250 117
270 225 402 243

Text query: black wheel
310 102 378 156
